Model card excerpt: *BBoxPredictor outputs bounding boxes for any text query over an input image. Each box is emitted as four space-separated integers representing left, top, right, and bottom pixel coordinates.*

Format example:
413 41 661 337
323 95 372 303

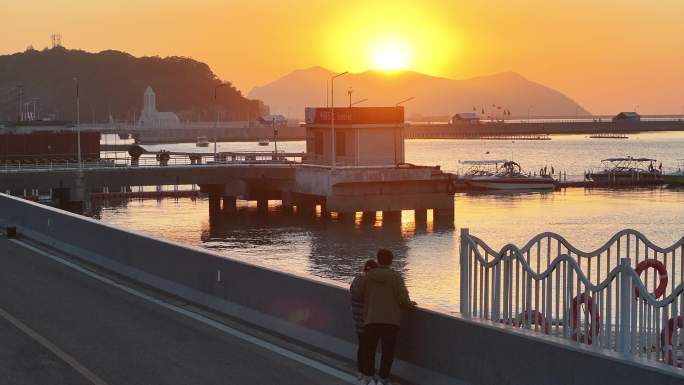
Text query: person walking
350 259 378 382
352 249 416 385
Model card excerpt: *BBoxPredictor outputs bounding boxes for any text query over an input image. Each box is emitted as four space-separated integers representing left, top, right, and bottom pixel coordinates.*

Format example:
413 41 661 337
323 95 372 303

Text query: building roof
614 112 640 118
452 112 480 120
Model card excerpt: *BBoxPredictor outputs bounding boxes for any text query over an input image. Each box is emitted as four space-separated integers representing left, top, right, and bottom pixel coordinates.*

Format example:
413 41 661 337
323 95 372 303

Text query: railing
460 228 684 369
0 154 300 172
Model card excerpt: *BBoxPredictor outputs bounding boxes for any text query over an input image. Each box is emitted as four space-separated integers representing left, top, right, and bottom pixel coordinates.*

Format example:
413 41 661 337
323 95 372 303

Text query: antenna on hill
51 33 62 49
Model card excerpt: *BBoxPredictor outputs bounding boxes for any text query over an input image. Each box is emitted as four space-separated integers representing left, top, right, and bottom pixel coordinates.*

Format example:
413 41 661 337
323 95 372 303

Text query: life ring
634 259 668 300
660 316 684 367
570 293 601 344
516 310 550 334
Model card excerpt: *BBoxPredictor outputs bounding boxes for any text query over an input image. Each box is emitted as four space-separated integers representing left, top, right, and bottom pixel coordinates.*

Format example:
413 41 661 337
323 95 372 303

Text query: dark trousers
360 323 399 379
356 333 364 373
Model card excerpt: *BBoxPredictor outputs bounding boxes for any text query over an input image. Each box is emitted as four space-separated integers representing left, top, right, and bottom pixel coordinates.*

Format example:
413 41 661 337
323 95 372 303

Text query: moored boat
459 160 557 190
585 157 662 185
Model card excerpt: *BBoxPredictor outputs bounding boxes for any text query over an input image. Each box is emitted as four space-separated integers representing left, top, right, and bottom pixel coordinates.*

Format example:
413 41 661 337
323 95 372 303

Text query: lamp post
395 97 414 106
16 85 23 121
330 71 348 170
214 83 227 161
73 78 81 169
527 105 533 123
348 88 353 108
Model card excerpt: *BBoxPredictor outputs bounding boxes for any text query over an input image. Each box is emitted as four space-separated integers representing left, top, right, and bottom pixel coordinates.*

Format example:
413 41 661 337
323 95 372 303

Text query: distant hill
248 67 591 119
0 47 266 123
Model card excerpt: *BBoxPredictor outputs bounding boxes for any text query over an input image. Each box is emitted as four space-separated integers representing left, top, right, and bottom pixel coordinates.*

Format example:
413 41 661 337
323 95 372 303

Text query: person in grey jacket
352 249 416 385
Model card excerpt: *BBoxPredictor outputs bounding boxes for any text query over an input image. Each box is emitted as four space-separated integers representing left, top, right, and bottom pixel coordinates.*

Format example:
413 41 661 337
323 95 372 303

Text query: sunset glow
370 39 411 70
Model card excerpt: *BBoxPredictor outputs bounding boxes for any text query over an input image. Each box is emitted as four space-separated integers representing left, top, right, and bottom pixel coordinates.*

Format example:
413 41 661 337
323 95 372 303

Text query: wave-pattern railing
459 228 684 369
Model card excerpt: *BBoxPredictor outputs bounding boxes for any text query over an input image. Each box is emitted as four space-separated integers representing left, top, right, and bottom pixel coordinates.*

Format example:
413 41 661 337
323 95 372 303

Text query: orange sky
4 0 684 114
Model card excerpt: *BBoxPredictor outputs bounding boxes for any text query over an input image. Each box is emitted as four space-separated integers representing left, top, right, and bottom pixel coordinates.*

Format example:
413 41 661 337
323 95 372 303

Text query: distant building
451 112 480 124
138 86 180 129
258 114 287 126
304 106 404 166
613 112 640 122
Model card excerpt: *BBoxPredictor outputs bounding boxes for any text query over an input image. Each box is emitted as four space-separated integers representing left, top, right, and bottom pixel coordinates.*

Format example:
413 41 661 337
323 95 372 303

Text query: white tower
143 86 157 114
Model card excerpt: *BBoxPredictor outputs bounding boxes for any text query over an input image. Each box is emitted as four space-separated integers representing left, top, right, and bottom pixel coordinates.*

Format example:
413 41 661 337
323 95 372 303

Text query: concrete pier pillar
433 207 454 221
257 199 269 214
433 207 455 229
208 193 222 216
361 211 377 223
382 210 402 223
298 203 316 217
222 196 237 214
337 212 356 222
414 209 428 224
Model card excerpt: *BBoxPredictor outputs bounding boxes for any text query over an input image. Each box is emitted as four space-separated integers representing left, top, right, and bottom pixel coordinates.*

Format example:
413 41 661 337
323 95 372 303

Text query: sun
370 39 411 71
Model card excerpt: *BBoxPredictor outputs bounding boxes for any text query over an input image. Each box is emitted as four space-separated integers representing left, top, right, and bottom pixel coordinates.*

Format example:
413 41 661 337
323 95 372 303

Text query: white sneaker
357 376 374 385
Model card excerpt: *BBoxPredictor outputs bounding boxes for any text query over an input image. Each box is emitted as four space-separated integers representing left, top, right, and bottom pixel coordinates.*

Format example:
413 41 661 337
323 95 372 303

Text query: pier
1 193 681 385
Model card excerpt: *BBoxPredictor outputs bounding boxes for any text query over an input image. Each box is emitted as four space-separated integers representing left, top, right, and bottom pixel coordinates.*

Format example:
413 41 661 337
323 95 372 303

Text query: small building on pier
613 111 640 122
303 106 405 166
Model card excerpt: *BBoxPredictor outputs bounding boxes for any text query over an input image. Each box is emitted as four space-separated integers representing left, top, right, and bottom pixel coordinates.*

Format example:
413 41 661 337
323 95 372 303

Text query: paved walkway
0 237 353 385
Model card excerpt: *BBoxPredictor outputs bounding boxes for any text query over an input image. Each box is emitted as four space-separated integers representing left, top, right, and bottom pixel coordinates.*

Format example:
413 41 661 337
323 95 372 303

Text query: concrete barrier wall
1 194 682 385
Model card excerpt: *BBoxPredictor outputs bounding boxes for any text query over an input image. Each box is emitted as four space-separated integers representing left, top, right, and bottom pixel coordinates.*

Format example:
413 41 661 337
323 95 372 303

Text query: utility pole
74 78 81 169
17 85 23 121
214 83 227 161
330 71 348 170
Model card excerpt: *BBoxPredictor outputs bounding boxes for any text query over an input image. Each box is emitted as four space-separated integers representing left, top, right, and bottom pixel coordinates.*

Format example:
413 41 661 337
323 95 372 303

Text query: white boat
459 160 557 190
258 138 269 146
196 136 209 147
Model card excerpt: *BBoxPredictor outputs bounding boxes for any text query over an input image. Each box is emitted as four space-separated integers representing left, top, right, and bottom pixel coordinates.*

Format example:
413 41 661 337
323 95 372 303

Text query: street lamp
330 71 348 170
395 97 414 106
527 105 533 123
214 83 227 160
73 78 81 169
348 88 353 108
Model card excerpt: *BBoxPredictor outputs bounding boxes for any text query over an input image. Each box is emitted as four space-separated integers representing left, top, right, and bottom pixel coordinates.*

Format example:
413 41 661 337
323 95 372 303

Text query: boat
196 136 210 147
258 138 270 146
585 157 662 184
664 159 684 186
458 160 557 190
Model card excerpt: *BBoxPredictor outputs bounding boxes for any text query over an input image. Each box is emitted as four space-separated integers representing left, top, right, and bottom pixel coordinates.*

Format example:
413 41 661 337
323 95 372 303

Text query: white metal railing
460 228 684 369
0 155 300 173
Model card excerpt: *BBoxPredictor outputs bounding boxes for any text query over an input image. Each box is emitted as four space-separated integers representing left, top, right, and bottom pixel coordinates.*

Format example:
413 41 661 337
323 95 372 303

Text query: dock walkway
0 237 355 385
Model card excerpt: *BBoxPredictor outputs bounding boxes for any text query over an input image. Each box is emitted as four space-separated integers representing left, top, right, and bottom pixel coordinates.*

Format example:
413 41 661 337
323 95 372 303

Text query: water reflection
92 184 684 313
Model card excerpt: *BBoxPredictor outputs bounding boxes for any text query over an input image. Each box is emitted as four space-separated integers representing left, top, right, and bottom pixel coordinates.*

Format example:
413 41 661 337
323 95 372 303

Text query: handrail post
618 257 632 355
460 228 471 317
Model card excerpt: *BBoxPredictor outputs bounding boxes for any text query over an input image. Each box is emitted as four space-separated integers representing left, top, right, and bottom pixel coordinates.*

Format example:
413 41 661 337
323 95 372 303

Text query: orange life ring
634 259 668 300
571 293 601 344
660 316 684 367
516 310 550 334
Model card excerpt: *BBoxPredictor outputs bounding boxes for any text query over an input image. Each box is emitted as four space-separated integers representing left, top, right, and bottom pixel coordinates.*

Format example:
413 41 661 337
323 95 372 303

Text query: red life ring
660 316 684 368
634 259 668 300
571 293 601 344
516 310 550 334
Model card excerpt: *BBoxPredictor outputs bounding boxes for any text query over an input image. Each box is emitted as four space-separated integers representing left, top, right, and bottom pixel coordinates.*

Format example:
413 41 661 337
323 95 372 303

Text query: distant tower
51 33 62 49
143 86 157 114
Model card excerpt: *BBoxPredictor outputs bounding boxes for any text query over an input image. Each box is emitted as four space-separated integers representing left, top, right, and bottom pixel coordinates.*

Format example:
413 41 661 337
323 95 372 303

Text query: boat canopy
601 157 657 162
459 159 508 165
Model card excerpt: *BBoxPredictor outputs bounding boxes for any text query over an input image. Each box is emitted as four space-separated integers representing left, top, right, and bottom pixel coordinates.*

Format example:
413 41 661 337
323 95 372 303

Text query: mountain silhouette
248 67 591 119
0 47 266 123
